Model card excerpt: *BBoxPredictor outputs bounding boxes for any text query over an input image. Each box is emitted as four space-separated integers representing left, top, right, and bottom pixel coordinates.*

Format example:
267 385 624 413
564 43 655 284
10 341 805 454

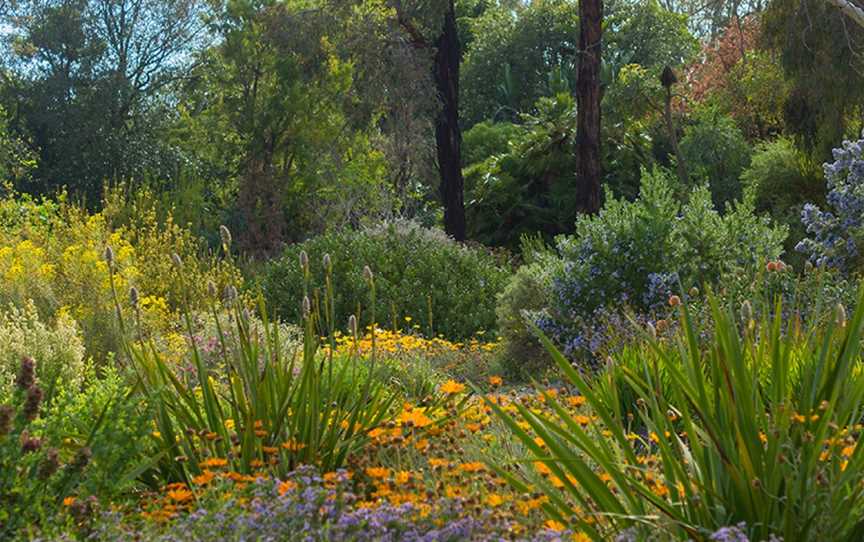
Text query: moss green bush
261 221 511 340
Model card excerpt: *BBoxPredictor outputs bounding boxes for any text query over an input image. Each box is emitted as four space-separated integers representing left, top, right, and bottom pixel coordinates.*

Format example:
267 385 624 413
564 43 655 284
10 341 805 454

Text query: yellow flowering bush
0 189 243 360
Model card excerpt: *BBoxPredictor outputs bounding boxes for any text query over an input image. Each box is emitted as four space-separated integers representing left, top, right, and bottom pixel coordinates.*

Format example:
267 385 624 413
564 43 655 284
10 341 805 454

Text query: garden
2 0 864 541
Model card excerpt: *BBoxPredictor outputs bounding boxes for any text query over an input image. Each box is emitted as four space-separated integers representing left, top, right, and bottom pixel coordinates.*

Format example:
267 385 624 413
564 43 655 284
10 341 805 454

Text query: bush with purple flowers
536 167 786 364
796 132 864 273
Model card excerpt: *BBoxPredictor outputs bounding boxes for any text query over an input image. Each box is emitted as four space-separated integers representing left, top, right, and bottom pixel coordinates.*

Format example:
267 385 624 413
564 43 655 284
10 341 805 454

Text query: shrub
0 359 114 538
261 220 511 340
538 167 786 363
0 301 85 399
495 258 557 380
741 137 824 264
678 109 752 208
491 287 864 541
796 132 864 273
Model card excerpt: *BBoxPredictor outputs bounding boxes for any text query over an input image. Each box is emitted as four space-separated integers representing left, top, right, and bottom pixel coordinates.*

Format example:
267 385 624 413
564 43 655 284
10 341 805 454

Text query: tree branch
826 0 864 29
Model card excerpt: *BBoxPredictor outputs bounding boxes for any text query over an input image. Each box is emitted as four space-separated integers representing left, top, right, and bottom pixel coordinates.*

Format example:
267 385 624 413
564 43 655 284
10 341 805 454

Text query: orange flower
62 496 76 507
199 458 228 469
459 462 485 473
440 380 466 395
167 488 193 503
278 480 297 495
488 376 503 387
366 467 390 479
192 470 216 485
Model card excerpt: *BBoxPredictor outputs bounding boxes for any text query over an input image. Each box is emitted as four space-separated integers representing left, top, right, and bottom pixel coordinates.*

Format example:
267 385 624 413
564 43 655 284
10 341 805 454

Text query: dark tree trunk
433 0 467 241
576 0 603 215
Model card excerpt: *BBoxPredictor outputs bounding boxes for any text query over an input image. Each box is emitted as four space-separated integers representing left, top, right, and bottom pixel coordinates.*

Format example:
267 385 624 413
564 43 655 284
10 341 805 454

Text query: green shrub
261 221 511 340
491 286 864 541
0 301 85 399
495 258 557 380
679 109 752 208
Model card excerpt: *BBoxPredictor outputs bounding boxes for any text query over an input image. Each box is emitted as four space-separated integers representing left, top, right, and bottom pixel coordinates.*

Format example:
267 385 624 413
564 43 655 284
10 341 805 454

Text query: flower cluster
797 132 864 272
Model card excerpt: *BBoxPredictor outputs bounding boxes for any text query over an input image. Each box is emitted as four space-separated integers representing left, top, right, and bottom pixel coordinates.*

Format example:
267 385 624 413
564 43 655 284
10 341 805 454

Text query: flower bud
646 322 657 340
299 251 309 272
836 303 847 328
363 265 374 283
223 285 238 304
16 357 34 390
322 253 332 271
129 287 139 309
741 300 753 324
689 287 699 298
668 295 681 307
219 225 232 251
171 253 183 269
766 261 778 272
302 296 311 319
348 314 358 337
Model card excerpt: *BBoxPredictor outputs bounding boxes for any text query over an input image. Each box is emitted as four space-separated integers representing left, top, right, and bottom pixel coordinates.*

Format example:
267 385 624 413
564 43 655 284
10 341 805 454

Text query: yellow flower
545 520 566 532
440 380 466 395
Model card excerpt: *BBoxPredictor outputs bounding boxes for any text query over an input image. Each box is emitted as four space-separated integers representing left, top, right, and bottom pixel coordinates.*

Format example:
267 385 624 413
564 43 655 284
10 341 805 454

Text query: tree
393 0 466 240
575 0 603 214
1 0 211 203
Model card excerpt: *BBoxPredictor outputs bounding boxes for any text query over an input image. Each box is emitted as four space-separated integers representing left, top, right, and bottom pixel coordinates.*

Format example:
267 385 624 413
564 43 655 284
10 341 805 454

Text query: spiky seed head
0 405 13 436
323 253 332 271
129 287 139 308
302 296 311 318
219 225 232 250
348 314 358 337
299 250 309 271
363 265 374 283
104 246 114 266
207 281 217 298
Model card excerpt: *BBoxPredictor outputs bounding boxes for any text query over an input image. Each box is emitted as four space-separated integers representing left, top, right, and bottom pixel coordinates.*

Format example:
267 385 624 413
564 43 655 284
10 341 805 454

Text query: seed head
71 446 91 471
171 253 183 269
207 281 217 298
38 448 60 479
348 314 358 337
103 246 114 267
689 287 699 298
129 287 139 309
668 295 681 307
23 385 43 421
363 265 374 283
21 431 42 454
16 357 35 390
322 253 332 271
299 251 309 272
0 405 12 436
219 225 232 251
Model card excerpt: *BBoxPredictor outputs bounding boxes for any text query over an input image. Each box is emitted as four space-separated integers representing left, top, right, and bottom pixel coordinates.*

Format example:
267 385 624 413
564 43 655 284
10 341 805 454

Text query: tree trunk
433 0 467 241
576 0 603 215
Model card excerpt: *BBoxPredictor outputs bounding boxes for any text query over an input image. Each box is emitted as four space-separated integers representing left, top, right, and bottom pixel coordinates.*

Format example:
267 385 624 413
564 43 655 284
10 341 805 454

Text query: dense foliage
262 221 510 339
